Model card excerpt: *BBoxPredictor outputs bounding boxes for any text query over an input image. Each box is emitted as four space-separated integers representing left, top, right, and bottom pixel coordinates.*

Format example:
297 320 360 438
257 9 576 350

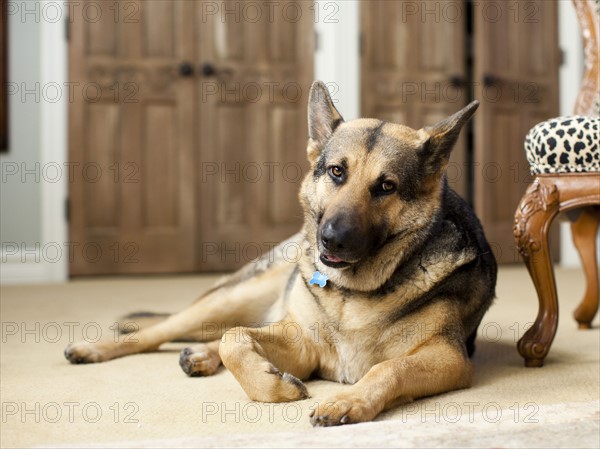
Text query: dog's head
299 81 479 291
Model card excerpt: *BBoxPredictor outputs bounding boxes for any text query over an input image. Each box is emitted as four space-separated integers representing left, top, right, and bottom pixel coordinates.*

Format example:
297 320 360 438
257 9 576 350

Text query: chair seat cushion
525 116 599 174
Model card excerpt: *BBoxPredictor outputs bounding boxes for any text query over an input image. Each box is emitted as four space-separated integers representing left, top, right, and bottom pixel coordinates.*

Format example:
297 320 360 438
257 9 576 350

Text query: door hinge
65 198 70 222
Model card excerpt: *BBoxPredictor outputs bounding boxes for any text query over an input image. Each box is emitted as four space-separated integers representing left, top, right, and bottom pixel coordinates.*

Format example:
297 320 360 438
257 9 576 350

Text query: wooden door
69 1 314 275
474 0 559 263
69 1 196 275
196 2 313 271
360 1 468 198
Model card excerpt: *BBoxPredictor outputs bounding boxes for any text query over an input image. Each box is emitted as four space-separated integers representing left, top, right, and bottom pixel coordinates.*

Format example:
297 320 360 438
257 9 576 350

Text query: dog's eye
381 181 396 193
328 166 344 178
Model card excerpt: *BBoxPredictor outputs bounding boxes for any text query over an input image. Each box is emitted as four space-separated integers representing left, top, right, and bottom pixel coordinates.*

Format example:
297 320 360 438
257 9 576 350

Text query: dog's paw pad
179 346 221 377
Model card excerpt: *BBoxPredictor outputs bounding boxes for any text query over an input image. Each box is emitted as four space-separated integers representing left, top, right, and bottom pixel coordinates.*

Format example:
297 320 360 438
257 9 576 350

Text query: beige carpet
0 267 598 448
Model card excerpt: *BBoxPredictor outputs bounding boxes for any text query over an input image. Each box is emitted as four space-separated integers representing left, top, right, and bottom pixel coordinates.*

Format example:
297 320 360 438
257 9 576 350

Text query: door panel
269 107 303 225
474 0 559 263
361 1 468 197
69 1 196 275
197 2 313 271
361 0 560 264
70 1 313 274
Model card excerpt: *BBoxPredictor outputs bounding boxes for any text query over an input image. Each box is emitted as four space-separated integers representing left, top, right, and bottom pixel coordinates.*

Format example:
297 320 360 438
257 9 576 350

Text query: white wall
1 3 43 246
1 1 68 283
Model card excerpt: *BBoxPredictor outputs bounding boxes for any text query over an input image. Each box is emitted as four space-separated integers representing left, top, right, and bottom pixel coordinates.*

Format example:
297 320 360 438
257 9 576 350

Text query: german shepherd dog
65 81 497 426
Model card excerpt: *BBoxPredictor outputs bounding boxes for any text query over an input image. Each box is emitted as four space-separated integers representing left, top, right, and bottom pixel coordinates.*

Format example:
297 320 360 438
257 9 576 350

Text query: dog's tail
116 311 170 334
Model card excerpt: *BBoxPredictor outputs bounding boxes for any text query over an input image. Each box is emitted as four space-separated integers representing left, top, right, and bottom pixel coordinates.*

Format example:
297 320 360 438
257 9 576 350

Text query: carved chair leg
571 207 600 329
514 180 560 367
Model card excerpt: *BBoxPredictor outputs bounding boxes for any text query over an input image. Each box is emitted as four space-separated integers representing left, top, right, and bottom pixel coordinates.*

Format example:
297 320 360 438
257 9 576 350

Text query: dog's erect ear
307 81 344 163
420 100 479 175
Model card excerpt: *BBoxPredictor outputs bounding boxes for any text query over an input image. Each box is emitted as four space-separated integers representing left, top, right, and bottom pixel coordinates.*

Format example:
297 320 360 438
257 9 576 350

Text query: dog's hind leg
64 260 295 364
117 312 170 333
117 312 210 342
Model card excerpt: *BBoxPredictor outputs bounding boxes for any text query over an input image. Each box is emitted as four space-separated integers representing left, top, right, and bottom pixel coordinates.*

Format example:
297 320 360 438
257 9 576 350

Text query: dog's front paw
310 395 376 426
64 342 105 364
179 345 221 377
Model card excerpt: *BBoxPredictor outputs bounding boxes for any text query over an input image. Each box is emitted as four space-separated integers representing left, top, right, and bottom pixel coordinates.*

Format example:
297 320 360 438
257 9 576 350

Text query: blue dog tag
309 271 329 288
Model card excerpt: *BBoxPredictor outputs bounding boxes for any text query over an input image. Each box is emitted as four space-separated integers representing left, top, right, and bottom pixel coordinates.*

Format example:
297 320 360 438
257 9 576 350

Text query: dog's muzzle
318 215 369 268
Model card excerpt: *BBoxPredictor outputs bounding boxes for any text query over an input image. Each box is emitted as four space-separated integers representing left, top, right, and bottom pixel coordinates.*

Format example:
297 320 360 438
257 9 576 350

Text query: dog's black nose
320 218 354 251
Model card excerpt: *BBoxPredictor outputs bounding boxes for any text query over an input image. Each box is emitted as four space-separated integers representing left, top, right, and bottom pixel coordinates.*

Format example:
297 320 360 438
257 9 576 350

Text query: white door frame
314 1 360 120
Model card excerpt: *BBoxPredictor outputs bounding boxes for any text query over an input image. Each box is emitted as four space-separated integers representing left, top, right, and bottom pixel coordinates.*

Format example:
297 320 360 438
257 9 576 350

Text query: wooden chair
513 0 600 367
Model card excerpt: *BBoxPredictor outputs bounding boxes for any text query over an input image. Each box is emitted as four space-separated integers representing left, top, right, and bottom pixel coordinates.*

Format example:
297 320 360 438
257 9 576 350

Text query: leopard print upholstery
524 115 599 174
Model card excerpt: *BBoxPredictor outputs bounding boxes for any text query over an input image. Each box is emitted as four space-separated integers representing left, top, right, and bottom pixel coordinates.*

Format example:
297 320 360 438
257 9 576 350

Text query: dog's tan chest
323 331 380 384
286 283 386 384
286 271 463 384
